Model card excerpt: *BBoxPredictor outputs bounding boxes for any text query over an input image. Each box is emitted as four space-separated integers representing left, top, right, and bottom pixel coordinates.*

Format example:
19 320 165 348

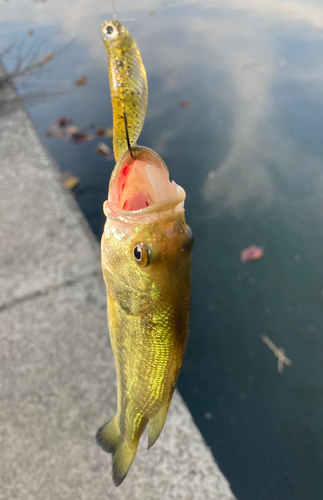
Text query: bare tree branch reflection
0 33 74 115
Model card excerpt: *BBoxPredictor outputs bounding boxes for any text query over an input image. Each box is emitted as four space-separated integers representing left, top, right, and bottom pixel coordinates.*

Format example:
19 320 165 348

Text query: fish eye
102 22 118 42
133 243 150 267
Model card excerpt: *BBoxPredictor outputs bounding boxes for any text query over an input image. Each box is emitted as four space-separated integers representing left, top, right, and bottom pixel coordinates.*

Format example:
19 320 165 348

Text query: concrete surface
0 65 236 500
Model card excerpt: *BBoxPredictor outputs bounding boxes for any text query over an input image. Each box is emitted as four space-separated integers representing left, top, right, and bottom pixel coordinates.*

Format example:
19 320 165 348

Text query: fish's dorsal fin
148 403 170 450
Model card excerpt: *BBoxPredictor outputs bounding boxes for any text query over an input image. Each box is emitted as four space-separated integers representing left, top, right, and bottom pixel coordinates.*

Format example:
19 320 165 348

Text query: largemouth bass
96 146 193 485
101 20 148 161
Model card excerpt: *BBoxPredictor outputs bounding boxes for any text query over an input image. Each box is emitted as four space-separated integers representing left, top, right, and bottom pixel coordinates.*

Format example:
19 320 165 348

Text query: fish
101 20 148 161
96 145 193 485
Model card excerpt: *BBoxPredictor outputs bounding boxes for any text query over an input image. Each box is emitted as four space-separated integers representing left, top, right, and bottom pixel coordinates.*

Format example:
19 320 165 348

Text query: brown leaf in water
96 127 105 137
66 126 79 135
105 127 113 138
179 100 193 108
56 117 74 128
240 245 264 263
28 29 34 36
96 142 111 156
41 53 54 64
70 131 93 144
75 75 89 86
61 172 80 190
55 130 67 138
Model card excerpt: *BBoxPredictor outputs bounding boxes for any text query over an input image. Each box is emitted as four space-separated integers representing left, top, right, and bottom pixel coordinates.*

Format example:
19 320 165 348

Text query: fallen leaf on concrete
240 245 264 263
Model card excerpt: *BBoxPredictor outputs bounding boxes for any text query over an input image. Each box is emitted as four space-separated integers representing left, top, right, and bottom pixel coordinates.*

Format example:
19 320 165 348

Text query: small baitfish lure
96 146 193 486
101 20 148 162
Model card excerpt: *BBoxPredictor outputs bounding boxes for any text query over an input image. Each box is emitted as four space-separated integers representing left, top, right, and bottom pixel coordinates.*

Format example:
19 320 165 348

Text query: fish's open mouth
107 146 185 216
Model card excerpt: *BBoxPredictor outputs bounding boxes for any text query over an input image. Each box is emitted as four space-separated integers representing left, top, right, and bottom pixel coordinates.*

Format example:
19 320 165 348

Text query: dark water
2 1 323 498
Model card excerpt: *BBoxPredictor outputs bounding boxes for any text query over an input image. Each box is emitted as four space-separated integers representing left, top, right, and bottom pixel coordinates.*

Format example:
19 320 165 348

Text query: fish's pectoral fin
148 403 170 450
96 416 138 487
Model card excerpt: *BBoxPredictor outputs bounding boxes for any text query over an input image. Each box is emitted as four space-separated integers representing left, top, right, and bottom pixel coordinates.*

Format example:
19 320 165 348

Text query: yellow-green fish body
101 20 148 161
97 146 193 485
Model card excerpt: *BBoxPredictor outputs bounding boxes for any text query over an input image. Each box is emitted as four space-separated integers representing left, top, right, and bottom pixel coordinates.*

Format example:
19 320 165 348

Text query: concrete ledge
0 65 235 500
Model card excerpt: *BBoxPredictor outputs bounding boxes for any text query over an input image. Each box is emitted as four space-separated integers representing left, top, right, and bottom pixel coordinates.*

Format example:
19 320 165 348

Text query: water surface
2 1 323 498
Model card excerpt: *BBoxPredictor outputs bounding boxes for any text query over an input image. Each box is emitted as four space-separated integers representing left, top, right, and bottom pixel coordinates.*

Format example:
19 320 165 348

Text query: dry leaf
179 100 192 108
70 131 93 144
75 75 89 86
56 117 74 128
240 245 264 263
41 54 54 64
96 142 111 155
61 172 80 190
96 127 105 137
105 127 113 138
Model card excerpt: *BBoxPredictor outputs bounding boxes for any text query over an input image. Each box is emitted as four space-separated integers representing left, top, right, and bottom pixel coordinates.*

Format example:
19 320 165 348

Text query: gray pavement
0 66 236 500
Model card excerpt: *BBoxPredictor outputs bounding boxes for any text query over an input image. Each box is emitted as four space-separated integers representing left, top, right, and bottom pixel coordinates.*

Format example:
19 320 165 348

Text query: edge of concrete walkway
0 64 236 500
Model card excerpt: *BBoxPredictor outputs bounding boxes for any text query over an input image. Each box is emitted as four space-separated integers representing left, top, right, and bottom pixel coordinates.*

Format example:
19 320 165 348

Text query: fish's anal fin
148 404 169 450
96 416 137 487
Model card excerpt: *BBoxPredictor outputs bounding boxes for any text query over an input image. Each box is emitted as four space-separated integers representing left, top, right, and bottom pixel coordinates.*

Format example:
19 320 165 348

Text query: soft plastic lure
101 20 148 161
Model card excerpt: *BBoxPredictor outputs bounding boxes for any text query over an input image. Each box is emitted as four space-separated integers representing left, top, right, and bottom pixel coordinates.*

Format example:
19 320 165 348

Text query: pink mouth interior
110 158 178 211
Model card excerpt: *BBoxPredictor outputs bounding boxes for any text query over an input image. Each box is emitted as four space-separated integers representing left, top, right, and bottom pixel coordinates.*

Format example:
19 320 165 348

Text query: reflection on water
2 1 323 499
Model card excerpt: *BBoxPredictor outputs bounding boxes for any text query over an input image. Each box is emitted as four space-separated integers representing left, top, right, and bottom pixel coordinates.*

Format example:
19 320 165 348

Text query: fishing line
123 109 135 159
111 0 117 20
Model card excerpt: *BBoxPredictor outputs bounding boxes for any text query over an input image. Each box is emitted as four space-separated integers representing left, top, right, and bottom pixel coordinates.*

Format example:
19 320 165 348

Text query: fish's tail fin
96 416 138 486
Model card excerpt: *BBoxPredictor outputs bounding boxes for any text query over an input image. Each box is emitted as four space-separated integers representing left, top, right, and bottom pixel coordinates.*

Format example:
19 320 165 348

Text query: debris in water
66 126 79 135
105 127 113 138
240 245 264 263
261 335 292 374
96 127 106 137
46 117 74 137
179 100 192 108
96 142 111 156
40 54 54 64
61 172 80 190
28 29 34 36
70 131 93 144
167 69 179 77
204 412 213 420
148 10 156 16
75 75 89 86
57 117 74 128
